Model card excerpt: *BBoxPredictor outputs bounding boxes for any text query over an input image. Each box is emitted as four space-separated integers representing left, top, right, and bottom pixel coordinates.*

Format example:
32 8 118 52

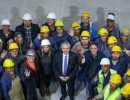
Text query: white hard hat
47 12 56 19
1 19 10 25
107 14 115 21
41 39 51 46
23 13 32 20
100 58 110 65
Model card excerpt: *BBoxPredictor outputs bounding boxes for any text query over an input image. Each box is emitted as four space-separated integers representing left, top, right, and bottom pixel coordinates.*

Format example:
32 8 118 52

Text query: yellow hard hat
98 28 109 36
109 74 121 84
55 20 64 27
121 83 130 95
9 43 19 50
111 45 121 53
40 26 50 33
72 22 81 28
3 59 15 68
81 10 90 17
126 68 130 76
107 36 117 44
80 30 90 37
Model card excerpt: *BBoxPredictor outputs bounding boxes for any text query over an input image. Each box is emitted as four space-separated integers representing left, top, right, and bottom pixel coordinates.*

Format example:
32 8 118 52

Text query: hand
24 69 30 77
1 51 7 58
124 48 130 56
68 28 74 36
37 33 41 39
93 75 98 82
29 42 33 48
7 39 13 45
65 76 70 81
59 76 66 81
81 55 85 64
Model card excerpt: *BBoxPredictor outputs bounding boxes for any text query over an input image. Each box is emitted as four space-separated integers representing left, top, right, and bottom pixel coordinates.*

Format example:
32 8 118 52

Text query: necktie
63 56 68 76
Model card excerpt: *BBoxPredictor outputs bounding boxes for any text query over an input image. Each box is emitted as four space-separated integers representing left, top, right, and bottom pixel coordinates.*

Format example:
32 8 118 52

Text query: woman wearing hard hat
1 59 25 100
36 39 54 96
91 58 117 94
95 28 109 53
93 74 122 100
121 83 130 100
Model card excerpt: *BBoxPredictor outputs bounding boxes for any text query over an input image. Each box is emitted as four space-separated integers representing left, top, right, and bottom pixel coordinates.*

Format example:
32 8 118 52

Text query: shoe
60 96 66 100
70 96 74 100
46 88 51 96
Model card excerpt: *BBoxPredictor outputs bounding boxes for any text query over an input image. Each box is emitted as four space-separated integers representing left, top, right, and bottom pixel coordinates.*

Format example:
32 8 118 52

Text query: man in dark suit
52 41 78 100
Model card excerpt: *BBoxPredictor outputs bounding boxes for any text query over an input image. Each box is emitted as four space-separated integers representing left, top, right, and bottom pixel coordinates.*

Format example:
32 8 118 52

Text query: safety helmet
3 59 15 68
121 83 130 95
47 12 56 19
109 74 121 84
107 36 117 44
126 68 130 76
40 26 50 33
9 43 19 50
41 39 51 46
100 58 110 65
23 13 32 20
1 19 10 25
107 13 115 21
98 28 109 36
111 45 121 53
55 20 64 27
81 10 90 17
72 22 81 28
121 28 130 36
80 30 90 37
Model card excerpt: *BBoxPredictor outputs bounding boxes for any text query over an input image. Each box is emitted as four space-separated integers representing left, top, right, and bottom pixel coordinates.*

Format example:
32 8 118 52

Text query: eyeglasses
28 55 35 57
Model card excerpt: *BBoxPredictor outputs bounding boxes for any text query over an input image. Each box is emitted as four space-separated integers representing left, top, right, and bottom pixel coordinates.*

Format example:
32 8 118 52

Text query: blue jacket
15 23 40 42
95 38 108 53
103 25 120 39
33 36 58 51
51 30 74 49
0 70 23 100
104 47 127 58
81 22 98 41
109 57 130 76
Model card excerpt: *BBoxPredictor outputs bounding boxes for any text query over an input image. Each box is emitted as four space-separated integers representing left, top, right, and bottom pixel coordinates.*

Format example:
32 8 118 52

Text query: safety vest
104 84 121 100
97 69 117 93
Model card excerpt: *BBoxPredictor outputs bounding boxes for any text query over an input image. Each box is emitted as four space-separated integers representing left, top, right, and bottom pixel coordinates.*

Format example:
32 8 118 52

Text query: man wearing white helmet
91 58 117 94
15 13 40 44
103 13 120 39
42 12 56 35
0 19 14 50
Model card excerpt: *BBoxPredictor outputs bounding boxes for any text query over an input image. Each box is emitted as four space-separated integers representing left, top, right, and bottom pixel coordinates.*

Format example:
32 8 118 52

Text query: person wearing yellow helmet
95 28 109 53
123 68 130 85
121 83 130 100
1 59 26 100
110 45 130 76
94 74 122 100
117 28 130 50
80 10 98 41
42 12 56 34
33 25 58 51
52 20 74 49
103 13 120 39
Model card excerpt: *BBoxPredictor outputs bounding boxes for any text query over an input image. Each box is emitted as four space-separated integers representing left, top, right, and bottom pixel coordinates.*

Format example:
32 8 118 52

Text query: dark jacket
15 23 40 42
36 49 54 75
0 30 14 50
52 51 78 79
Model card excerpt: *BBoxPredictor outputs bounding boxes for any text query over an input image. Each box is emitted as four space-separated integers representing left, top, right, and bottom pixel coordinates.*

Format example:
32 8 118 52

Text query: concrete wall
1 0 130 31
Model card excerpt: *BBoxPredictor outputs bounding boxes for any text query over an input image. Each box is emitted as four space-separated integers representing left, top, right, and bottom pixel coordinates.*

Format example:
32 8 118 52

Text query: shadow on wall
10 7 22 31
34 6 47 27
62 5 80 31
94 7 106 32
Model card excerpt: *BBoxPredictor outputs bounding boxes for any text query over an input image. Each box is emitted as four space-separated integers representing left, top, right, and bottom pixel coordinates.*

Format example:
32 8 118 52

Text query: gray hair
26 49 36 57
61 41 71 48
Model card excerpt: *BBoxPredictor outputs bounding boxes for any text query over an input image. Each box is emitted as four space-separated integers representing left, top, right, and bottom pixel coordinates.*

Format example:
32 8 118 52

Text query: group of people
0 9 130 100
